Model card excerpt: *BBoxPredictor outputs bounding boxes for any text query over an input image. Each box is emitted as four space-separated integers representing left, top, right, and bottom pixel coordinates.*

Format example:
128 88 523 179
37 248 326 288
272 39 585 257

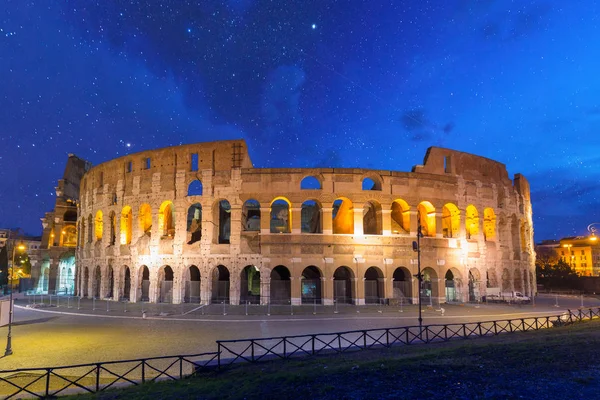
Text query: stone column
230 271 240 305
290 277 301 305
291 207 302 234
149 268 158 303
412 276 419 305
172 264 183 304
322 207 333 235
201 274 212 305
260 275 271 305
353 208 364 236
356 278 365 305
409 210 418 236
323 277 333 306
379 277 387 301
382 210 392 236
260 207 271 235
459 208 467 239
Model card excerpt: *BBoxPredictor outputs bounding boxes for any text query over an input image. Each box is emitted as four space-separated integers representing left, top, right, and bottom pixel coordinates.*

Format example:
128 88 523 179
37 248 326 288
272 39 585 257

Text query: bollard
93 297 96 311
290 300 293 316
222 301 227 316
56 296 60 308
334 299 338 314
78 297 81 310
399 296 403 313
267 301 271 316
106 299 110 312
67 296 71 309
49 295 52 307
313 298 317 315
246 301 248 316
581 294 584 308
554 294 559 308
142 310 147 319
124 301 128 313
378 298 383 313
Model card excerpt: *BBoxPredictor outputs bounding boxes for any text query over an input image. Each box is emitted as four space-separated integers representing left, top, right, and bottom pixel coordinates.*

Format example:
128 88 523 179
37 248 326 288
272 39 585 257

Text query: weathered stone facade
76 140 535 306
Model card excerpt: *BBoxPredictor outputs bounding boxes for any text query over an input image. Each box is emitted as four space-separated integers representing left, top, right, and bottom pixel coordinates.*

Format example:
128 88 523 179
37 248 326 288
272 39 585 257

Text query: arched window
139 204 152 236
442 203 460 238
215 200 231 244
120 206 132 245
465 205 479 239
391 199 410 234
332 198 354 234
159 201 175 237
242 199 260 231
61 225 77 247
187 203 202 244
94 211 103 241
417 201 436 237
300 176 321 190
362 177 381 190
363 201 382 235
187 180 203 196
270 197 291 233
483 208 496 241
301 200 322 233
63 210 77 222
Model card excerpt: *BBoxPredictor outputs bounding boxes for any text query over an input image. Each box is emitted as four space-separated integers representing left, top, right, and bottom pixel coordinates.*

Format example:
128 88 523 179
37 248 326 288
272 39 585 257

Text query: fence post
386 329 390 347
363 331 367 349
217 343 221 370
312 335 315 355
521 318 525 332
463 324 467 339
251 340 255 362
180 356 183 379
96 364 101 392
283 337 287 358
142 360 146 382
478 322 482 337
45 368 51 397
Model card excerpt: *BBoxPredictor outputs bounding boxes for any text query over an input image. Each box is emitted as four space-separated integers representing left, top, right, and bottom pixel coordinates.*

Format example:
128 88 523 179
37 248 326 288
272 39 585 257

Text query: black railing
2 308 599 398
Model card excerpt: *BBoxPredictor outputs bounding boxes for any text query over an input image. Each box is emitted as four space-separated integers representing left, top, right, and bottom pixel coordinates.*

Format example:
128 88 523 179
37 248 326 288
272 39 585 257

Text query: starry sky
1 1 599 241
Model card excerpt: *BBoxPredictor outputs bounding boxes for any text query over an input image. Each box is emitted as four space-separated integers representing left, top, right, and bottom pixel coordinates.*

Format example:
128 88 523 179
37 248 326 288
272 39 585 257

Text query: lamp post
5 229 25 356
413 213 424 329
588 223 600 242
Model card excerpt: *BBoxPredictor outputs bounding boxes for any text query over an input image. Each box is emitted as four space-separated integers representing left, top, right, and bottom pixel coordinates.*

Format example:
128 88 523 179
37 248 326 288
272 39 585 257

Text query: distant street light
587 223 600 242
5 228 25 356
413 214 424 330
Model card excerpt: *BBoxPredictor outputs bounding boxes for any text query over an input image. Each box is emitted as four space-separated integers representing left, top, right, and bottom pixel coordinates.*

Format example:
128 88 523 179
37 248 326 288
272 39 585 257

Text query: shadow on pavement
12 316 61 326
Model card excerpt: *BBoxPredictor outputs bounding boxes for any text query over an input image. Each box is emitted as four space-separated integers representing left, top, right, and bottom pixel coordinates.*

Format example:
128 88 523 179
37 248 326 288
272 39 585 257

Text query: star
311 24 316 30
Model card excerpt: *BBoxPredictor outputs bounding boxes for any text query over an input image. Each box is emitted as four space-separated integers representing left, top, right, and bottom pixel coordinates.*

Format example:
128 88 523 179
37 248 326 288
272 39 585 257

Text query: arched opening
159 201 175 238
333 266 355 304
60 225 77 247
57 253 75 294
469 268 481 302
270 197 291 233
140 265 150 302
242 199 260 231
364 267 384 304
184 265 201 303
106 266 114 298
87 214 93 243
300 176 322 190
82 266 89 297
270 266 291 304
362 177 381 190
465 205 479 239
108 211 117 245
240 265 261 304
120 206 132 245
301 266 322 304
501 268 511 292
158 265 174 303
514 268 523 292
215 200 231 244
417 202 436 237
211 265 230 303
38 261 50 293
421 267 438 305
301 200 322 233
187 203 202 244
187 179 203 196
93 265 101 298
63 210 77 222
483 208 496 241
139 204 152 238
445 270 458 302
94 211 103 241
363 201 382 235
487 266 498 288
442 203 460 238
391 200 410 234
123 267 131 300
332 198 354 234
392 267 412 302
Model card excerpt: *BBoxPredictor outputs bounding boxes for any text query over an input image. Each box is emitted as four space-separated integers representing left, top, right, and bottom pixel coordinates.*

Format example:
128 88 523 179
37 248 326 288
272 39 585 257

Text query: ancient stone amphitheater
76 139 534 306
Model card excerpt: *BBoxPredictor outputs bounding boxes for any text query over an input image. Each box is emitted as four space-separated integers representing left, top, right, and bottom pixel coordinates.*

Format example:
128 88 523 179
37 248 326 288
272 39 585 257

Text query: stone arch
362 176 382 190
187 179 203 196
139 265 150 302
60 225 77 247
444 268 462 303
211 265 230 303
158 201 175 237
240 265 261 304
93 265 101 298
501 268 511 292
333 266 355 304
442 203 460 238
270 265 291 304
301 266 323 304
106 265 115 298
391 199 410 234
108 211 117 245
364 266 384 304
363 200 382 235
186 203 202 244
332 197 354 234
270 197 291 233
122 266 131 300
139 204 152 237
421 267 439 304
213 200 231 244
63 210 77 222
417 201 436 237
82 266 89 297
94 211 103 241
242 199 261 231
183 265 201 303
157 265 174 303
483 208 496 241
465 205 479 239
300 175 322 190
121 206 133 245
56 252 75 294
392 267 412 301
468 268 481 302
301 199 322 233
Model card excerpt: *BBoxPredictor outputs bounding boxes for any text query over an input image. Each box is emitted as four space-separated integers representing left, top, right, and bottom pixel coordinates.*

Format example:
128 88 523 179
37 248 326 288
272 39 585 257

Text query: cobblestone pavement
1 294 597 370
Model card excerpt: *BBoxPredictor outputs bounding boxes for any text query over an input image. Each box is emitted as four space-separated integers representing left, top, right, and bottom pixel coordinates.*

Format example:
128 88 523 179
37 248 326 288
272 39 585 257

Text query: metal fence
1 308 599 398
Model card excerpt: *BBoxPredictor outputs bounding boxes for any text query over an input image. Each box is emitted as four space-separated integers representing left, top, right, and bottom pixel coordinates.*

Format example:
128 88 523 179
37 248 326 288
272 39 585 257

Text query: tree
535 246 559 269
536 259 580 290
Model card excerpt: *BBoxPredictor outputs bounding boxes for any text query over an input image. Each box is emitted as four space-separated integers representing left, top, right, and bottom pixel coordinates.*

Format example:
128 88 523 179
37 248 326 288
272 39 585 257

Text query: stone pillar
434 212 443 238
412 276 419 304
379 277 387 300
173 265 183 304
291 207 302 234
230 272 240 305
459 208 467 239
202 205 213 246
382 210 392 236
409 210 418 236
383 277 393 301
260 207 271 235
353 208 364 236
432 278 441 307
356 278 365 305
260 275 271 305
290 277 301 305
201 275 212 305
322 207 333 235
149 269 158 303
114 266 122 300
229 205 242 247
323 277 333 306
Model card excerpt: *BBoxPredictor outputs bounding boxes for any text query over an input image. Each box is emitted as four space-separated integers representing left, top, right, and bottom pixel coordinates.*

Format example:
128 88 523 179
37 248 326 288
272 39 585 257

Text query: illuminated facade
558 237 600 276
76 140 535 305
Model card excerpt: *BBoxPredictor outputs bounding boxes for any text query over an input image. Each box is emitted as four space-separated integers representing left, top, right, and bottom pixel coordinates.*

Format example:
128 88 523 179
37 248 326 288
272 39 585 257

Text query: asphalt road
1 294 598 371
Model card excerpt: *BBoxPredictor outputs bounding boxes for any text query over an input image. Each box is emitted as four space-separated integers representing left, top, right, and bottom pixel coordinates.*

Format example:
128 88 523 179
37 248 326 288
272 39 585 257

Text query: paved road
1 294 598 370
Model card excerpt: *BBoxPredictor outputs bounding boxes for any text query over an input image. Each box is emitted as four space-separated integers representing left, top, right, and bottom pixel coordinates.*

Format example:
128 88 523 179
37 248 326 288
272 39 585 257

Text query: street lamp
587 223 600 242
412 213 424 330
5 229 25 356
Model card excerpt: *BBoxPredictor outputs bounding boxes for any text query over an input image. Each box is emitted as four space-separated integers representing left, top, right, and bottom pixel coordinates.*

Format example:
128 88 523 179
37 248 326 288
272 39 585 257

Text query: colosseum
76 139 535 306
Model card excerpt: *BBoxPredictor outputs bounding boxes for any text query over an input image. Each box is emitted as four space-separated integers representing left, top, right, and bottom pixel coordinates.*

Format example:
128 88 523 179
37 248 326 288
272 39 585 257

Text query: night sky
1 1 599 241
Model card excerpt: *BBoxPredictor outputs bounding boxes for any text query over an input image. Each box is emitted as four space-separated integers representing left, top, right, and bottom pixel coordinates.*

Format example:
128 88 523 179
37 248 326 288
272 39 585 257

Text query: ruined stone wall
76 141 535 305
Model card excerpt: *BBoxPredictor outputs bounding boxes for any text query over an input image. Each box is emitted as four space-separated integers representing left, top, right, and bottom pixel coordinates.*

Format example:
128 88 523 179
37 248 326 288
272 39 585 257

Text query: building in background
557 236 600 276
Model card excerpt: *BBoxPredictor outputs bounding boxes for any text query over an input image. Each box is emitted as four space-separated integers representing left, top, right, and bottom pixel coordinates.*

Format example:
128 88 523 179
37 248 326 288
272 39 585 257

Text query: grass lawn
65 320 600 399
